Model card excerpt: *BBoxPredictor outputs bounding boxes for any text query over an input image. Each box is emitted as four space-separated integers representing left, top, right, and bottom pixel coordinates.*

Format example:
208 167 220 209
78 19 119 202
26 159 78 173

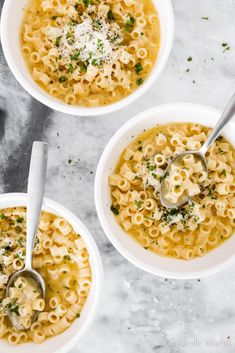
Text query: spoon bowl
160 150 207 208
6 141 48 329
6 269 45 328
160 91 235 209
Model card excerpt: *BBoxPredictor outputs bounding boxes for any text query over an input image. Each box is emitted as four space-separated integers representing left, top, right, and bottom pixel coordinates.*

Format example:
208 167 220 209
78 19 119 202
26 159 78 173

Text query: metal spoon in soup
160 92 235 209
6 142 48 329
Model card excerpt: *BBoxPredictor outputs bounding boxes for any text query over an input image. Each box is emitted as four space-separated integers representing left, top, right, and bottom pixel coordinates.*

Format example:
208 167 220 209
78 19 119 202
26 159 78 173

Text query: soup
0 207 91 344
109 123 235 260
20 0 160 107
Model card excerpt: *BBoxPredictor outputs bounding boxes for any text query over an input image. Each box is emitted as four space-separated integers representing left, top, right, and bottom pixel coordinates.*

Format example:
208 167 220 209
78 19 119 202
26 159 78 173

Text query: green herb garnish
79 63 87 73
125 17 135 32
147 164 156 171
107 10 115 21
97 39 104 51
135 200 142 210
221 169 227 177
68 64 74 73
59 76 67 83
135 63 143 74
136 78 144 86
55 36 62 48
64 255 71 261
110 205 119 215
83 0 92 6
70 51 80 60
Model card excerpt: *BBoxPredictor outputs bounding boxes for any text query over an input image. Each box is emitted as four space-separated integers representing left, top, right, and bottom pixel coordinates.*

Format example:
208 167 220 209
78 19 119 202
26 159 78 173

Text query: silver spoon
160 92 235 209
6 141 48 328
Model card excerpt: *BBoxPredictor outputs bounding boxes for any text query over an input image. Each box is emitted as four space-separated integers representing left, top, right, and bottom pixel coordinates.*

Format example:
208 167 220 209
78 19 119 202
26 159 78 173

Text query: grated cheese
48 16 123 66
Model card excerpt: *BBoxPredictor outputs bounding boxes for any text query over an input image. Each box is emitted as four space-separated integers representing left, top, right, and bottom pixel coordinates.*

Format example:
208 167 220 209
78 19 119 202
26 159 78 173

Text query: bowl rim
0 192 103 353
0 0 174 116
94 102 235 279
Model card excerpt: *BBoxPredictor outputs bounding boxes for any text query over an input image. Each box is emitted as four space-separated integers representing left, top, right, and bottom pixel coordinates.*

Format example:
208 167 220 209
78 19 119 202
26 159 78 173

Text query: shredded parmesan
47 15 123 66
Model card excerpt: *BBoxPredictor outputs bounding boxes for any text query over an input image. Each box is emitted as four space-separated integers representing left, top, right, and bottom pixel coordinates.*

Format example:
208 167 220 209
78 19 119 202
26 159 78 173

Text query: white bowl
0 0 174 116
0 193 103 353
95 103 235 279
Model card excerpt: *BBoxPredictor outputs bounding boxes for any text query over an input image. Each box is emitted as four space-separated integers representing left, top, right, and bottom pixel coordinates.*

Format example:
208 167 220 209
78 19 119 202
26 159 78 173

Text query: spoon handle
200 92 235 155
25 142 48 270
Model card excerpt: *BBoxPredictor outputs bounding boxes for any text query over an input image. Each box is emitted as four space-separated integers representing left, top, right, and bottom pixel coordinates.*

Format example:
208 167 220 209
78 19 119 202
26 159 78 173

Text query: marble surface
0 0 235 352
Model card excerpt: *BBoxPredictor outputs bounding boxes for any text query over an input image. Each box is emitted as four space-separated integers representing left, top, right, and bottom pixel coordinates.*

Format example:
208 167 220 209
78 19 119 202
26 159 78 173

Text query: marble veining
0 0 235 352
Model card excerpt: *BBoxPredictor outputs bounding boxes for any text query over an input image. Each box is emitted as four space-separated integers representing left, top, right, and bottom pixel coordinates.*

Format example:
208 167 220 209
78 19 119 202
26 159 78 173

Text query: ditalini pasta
109 123 235 260
0 208 91 344
20 0 160 107
3 276 44 332
163 154 204 205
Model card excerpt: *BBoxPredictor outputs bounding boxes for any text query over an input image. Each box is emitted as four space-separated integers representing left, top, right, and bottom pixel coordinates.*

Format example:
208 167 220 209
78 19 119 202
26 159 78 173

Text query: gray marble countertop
1 0 235 352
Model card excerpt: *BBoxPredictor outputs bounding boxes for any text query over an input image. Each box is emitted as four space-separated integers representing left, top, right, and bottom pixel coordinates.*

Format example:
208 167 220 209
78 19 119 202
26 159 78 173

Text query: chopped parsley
3 245 11 252
90 58 96 66
208 184 216 198
83 0 92 6
17 237 23 245
221 43 230 53
93 19 102 29
162 208 178 223
16 217 24 223
59 76 67 83
64 255 71 261
218 148 225 155
7 302 20 316
147 164 156 171
97 39 104 51
216 135 223 141
79 63 87 73
125 17 135 32
76 313 80 318
135 63 143 74
70 51 80 60
68 64 74 73
201 17 209 20
187 56 192 62
160 171 169 183
221 169 227 177
55 36 62 48
0 213 5 220
110 205 119 215
51 15 58 20
135 200 142 210
107 10 115 21
136 78 144 86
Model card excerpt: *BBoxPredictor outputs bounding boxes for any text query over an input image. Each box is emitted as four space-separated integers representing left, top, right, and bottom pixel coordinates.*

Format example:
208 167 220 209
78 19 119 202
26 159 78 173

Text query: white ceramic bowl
0 193 103 353
95 103 235 279
0 0 174 116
